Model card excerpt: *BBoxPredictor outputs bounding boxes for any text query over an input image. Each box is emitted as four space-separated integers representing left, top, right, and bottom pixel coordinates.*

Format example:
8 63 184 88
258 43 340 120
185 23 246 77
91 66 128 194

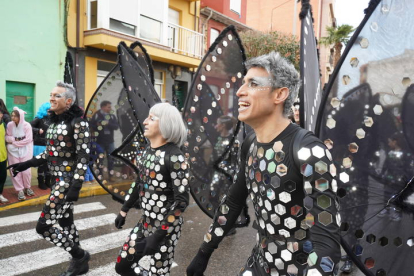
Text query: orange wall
246 0 322 37
201 0 247 23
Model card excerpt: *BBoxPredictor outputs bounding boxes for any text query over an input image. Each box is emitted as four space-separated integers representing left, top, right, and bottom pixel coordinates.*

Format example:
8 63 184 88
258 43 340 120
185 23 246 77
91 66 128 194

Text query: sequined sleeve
297 137 341 275
159 152 190 231
72 118 90 188
201 137 251 254
121 180 140 213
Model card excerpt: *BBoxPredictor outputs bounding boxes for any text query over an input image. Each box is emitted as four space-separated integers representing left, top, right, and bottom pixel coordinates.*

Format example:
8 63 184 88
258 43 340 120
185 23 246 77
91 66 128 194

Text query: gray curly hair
56 81 76 106
245 52 300 117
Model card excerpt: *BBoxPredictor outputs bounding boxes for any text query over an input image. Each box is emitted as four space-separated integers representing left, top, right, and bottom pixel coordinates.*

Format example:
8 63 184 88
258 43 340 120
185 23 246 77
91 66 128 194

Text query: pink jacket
5 107 33 158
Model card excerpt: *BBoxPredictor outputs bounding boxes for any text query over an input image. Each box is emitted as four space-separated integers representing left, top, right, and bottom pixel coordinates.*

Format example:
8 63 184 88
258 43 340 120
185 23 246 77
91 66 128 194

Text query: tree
239 30 300 70
319 24 355 67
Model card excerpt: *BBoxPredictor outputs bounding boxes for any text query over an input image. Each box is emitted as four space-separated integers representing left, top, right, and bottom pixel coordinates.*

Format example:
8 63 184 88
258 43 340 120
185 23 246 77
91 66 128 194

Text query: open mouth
238 101 250 111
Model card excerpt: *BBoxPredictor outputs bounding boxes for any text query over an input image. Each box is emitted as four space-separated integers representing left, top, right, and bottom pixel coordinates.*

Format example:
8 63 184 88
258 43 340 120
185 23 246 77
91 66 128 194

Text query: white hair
56 81 76 106
149 103 187 147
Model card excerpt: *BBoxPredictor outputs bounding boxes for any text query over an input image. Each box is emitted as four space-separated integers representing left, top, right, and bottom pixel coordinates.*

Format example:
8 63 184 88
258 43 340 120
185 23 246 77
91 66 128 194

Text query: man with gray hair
187 52 340 275
8 81 91 276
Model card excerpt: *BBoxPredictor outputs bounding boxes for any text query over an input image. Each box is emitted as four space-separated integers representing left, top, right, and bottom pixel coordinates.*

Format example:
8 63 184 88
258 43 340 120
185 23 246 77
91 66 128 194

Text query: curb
0 185 108 212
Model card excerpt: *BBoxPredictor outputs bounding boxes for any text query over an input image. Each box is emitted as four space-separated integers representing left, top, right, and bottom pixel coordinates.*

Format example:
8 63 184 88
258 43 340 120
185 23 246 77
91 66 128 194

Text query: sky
335 0 370 28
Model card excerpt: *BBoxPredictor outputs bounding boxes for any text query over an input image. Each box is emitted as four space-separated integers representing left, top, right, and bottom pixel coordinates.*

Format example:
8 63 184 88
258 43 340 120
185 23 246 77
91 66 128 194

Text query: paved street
0 194 363 276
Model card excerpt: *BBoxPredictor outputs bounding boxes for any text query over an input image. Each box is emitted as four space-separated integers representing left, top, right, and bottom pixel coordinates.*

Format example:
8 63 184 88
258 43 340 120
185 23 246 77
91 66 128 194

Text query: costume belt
15 136 26 141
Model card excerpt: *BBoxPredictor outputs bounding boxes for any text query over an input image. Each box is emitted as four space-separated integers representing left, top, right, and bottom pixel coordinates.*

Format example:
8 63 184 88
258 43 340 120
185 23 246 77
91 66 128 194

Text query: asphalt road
0 194 363 276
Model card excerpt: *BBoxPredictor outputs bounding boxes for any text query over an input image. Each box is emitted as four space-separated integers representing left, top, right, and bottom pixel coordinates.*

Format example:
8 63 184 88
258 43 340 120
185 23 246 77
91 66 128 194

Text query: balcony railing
168 23 204 59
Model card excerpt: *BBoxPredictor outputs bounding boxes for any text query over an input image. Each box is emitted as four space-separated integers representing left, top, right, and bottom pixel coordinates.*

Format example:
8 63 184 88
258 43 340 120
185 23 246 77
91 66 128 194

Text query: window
97 61 116 87
154 71 164 98
110 18 136 36
89 0 97 29
140 15 162 43
230 0 241 15
210 28 220 46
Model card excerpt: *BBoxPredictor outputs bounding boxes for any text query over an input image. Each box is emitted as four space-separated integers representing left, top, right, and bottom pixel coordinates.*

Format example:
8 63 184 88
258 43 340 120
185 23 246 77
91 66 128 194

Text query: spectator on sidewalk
84 166 94 184
5 107 34 201
30 102 51 190
0 110 9 203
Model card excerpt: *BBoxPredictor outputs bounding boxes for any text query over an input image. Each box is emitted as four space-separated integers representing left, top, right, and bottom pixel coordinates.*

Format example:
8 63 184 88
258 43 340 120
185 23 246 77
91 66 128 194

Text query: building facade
0 0 67 120
246 0 336 85
199 0 252 52
67 0 204 110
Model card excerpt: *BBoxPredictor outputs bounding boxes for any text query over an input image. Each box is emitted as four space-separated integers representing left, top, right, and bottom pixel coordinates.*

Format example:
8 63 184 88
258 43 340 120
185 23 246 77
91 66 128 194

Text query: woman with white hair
114 103 189 276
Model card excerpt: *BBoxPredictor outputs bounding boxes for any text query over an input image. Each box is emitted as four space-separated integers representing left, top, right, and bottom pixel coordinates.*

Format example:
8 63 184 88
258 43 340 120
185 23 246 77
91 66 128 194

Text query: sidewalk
0 168 108 212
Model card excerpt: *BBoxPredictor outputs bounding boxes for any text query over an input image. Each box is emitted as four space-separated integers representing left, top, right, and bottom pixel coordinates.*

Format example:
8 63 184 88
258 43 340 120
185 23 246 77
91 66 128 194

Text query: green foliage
239 30 300 70
319 24 355 46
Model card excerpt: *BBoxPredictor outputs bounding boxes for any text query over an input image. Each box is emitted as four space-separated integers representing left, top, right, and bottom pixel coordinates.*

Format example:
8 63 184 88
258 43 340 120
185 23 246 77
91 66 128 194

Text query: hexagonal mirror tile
298 147 311 160
315 161 328 174
312 146 325 158
276 164 287 177
342 157 352 169
356 128 366 139
364 116 374 127
301 163 313 177
318 211 333 226
304 181 313 195
350 57 359 67
273 141 283 152
317 195 331 209
326 118 336 129
360 37 369 48
315 178 329 191
348 143 359 153
373 104 383 115
324 139 333 149
330 97 340 108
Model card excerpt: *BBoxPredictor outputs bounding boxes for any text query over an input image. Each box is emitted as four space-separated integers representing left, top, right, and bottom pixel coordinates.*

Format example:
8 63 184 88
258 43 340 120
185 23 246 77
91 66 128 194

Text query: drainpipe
75 0 80 90
194 1 197 31
201 9 213 45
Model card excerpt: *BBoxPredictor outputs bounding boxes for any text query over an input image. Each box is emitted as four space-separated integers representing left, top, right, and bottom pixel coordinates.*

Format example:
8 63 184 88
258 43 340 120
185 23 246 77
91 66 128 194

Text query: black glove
115 213 126 229
143 230 167 255
66 181 82 202
186 249 212 276
7 162 31 177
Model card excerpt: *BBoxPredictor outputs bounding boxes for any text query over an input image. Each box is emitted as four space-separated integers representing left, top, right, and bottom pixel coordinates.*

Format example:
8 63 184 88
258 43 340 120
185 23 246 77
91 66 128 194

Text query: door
6 81 35 121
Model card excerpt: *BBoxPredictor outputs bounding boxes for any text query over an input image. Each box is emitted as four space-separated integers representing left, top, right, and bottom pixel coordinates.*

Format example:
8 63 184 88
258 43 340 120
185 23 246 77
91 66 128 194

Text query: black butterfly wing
183 26 247 221
316 1 414 275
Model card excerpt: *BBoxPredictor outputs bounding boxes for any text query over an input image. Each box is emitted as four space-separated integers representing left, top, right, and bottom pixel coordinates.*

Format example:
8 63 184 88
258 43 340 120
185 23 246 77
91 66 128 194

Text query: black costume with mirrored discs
116 143 189 276
33 105 90 253
201 123 340 276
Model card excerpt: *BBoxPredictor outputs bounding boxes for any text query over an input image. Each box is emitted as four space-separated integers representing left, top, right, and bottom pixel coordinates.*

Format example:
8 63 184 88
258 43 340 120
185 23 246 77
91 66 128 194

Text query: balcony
168 23 204 59
84 0 204 67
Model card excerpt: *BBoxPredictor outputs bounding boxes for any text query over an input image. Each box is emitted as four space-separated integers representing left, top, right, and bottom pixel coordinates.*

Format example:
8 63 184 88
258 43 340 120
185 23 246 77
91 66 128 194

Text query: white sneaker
26 188 35 196
0 194 8 203
18 190 26 201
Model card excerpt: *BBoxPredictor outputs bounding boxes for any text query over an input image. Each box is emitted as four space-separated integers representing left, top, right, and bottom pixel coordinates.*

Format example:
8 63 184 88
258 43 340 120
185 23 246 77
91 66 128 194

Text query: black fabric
49 105 84 124
7 158 46 176
66 181 83 202
30 116 50 146
143 229 167 255
0 160 7 194
186 249 212 276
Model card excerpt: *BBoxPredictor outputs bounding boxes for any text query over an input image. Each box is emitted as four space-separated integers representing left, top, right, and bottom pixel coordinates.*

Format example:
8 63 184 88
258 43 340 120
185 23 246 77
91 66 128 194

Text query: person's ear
273 87 289 105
